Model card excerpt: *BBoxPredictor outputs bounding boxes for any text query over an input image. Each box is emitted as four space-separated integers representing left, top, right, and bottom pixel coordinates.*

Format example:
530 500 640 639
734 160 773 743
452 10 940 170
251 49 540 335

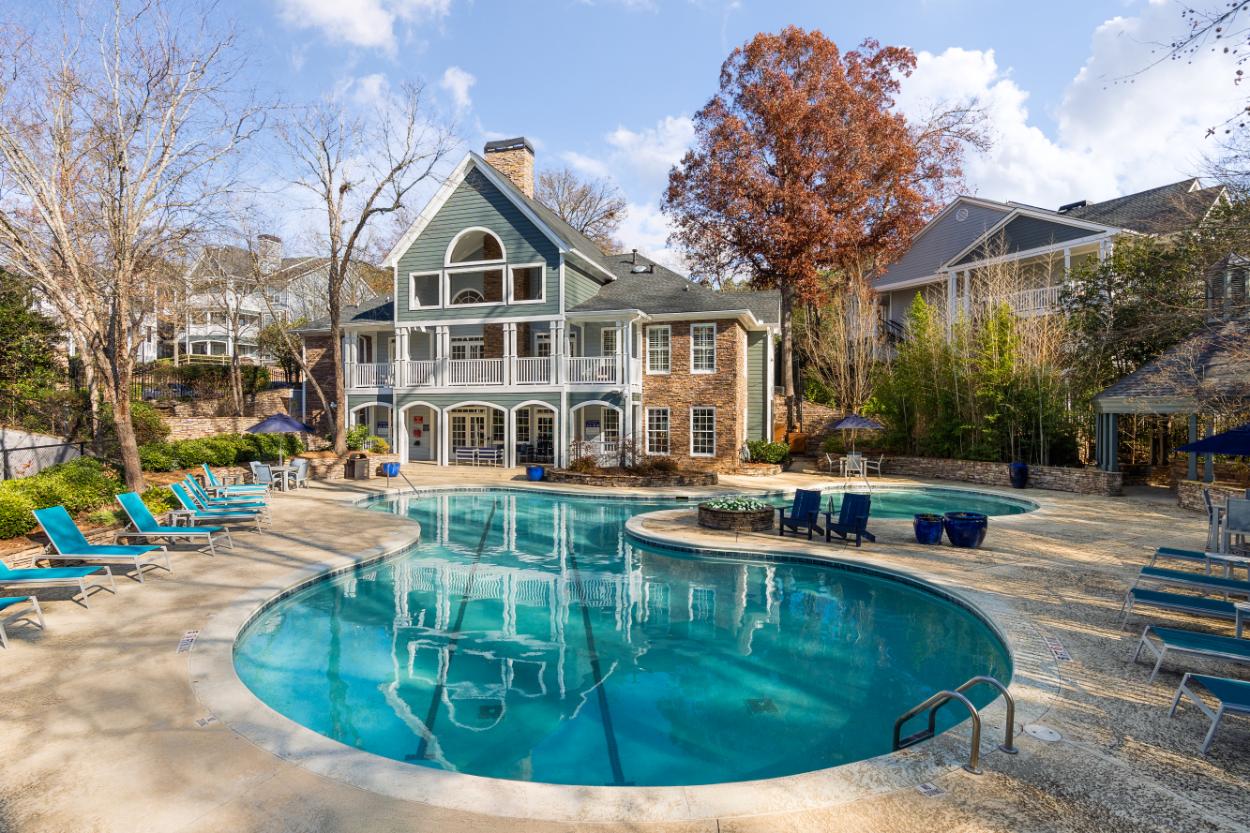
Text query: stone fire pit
697 497 775 532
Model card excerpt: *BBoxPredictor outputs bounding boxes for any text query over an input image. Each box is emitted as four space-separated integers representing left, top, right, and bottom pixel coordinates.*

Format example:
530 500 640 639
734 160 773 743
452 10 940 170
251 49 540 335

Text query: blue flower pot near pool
382 462 400 478
943 512 988 548
913 514 944 545
526 465 545 482
1009 461 1029 489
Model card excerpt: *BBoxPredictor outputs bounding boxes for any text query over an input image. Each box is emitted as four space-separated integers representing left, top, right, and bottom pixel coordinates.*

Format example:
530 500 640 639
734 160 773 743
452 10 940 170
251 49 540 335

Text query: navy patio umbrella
1177 422 1250 457
832 415 884 452
247 414 314 466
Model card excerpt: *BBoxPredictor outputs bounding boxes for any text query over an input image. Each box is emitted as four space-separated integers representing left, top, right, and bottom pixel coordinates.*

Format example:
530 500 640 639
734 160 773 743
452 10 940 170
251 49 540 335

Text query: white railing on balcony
349 362 394 388
566 356 618 384
1005 285 1063 315
448 358 504 386
515 356 553 385
397 359 437 388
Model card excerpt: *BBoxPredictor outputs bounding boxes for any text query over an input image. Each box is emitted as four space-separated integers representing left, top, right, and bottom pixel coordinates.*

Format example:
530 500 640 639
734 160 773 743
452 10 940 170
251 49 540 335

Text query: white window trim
444 226 507 267
449 334 485 361
646 325 671 375
690 405 716 457
408 270 442 310
507 262 546 305
450 287 487 306
444 264 505 309
600 326 618 356
534 331 552 357
690 322 717 374
646 406 671 456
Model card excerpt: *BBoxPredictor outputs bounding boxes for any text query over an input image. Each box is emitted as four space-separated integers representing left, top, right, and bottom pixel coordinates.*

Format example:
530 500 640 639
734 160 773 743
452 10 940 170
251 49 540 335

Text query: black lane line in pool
565 544 628 786
412 497 498 762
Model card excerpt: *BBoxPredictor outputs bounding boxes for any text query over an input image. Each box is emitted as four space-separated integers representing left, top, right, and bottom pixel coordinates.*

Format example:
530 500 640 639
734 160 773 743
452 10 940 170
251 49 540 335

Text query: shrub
567 455 600 473
139 443 179 472
820 434 847 454
140 486 175 515
0 489 35 538
345 424 372 451
369 436 390 454
747 440 790 465
633 456 678 476
100 400 170 455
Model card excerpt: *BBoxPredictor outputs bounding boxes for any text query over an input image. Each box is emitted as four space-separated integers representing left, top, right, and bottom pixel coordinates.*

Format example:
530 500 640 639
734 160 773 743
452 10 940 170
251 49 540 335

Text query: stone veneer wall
1176 479 1247 512
302 333 337 431
881 455 1123 496
167 388 292 419
640 320 746 473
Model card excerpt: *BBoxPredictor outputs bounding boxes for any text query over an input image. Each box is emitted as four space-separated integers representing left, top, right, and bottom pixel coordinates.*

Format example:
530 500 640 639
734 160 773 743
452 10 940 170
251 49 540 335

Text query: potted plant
1009 461 1029 489
697 496 775 532
526 464 545 482
943 511 989 548
913 513 944 545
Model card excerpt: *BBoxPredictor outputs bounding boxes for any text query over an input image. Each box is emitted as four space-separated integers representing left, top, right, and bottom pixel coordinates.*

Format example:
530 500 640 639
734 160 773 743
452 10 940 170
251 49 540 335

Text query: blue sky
15 0 1241 263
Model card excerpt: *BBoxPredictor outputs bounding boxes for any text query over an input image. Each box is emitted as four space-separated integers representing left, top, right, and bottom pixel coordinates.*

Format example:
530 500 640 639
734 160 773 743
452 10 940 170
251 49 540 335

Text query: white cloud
275 0 451 53
559 150 612 179
898 2 1242 208
604 115 695 189
439 66 475 112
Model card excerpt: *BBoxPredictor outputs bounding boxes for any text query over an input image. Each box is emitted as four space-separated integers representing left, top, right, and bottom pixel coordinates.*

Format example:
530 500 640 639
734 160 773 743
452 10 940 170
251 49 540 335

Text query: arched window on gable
447 228 504 265
445 228 505 306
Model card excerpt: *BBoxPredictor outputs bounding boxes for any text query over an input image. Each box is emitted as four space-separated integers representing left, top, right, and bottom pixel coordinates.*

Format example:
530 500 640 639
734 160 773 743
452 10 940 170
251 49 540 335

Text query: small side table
1236 602 1250 639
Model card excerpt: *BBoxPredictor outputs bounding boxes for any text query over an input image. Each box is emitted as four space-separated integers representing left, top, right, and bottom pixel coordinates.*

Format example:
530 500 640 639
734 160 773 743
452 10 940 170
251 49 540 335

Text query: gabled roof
295 295 393 334
951 214 1108 266
1062 179 1227 235
569 252 780 325
381 152 615 281
874 197 1012 290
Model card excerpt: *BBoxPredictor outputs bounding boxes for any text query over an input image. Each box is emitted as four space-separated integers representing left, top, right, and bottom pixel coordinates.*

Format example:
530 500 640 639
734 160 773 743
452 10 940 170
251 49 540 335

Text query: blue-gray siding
875 201 1009 289
954 217 1102 265
746 330 768 440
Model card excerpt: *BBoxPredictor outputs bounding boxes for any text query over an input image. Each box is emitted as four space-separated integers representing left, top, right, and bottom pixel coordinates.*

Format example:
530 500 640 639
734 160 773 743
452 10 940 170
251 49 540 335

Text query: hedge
0 458 122 539
747 440 791 465
138 432 304 472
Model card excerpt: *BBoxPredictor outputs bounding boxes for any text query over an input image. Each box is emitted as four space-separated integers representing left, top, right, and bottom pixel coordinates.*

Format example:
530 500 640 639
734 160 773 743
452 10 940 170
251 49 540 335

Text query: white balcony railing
397 359 437 387
349 361 394 388
566 355 618 384
1005 285 1063 316
448 358 504 386
515 356 554 385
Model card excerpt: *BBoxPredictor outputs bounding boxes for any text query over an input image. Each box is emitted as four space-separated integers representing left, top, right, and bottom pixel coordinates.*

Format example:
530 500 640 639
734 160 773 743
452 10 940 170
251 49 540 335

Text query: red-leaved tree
665 27 976 431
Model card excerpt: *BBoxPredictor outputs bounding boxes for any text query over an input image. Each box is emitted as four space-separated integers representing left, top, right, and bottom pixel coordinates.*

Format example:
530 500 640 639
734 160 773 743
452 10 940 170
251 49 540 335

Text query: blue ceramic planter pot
526 465 545 482
1009 461 1029 489
382 462 400 478
913 514 944 545
943 511 988 548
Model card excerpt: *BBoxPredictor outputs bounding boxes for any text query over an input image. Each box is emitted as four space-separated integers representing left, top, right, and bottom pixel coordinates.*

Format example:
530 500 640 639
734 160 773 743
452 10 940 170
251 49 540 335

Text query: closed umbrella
246 414 314 467
1177 422 1250 457
832 415 883 452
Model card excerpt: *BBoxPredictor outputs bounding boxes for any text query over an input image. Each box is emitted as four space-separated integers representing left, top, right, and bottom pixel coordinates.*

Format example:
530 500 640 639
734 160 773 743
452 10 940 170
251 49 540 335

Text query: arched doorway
570 400 624 466
398 401 440 463
446 402 509 466
511 401 558 466
348 401 394 452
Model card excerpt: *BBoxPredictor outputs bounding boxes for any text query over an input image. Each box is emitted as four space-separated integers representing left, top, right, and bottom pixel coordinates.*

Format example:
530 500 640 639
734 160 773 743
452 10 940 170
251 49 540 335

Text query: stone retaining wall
545 469 718 488
1176 479 1247 512
881 455 1123 496
298 453 399 482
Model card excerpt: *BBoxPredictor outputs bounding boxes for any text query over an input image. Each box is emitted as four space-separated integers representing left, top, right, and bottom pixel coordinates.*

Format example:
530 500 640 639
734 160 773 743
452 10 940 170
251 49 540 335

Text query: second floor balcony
347 355 634 390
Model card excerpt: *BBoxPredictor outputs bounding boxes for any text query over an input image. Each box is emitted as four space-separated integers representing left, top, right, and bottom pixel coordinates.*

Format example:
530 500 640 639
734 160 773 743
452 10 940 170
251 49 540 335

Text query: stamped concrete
0 466 1246 832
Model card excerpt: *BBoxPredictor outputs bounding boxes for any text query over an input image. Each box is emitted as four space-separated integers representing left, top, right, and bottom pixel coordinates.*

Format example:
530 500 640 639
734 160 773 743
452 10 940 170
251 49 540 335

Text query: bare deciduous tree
0 0 262 490
281 81 454 454
535 167 626 252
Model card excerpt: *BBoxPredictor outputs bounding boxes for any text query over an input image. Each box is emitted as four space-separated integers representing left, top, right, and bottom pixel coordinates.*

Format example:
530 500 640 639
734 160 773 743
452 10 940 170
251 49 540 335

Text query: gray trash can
347 456 371 480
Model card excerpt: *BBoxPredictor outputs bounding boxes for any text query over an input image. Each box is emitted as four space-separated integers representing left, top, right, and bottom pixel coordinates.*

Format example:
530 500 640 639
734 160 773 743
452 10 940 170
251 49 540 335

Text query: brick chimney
257 234 283 274
483 137 535 198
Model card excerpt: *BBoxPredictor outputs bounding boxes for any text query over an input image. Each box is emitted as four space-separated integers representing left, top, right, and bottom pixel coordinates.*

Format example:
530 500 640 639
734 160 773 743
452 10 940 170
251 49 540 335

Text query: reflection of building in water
362 494 875 774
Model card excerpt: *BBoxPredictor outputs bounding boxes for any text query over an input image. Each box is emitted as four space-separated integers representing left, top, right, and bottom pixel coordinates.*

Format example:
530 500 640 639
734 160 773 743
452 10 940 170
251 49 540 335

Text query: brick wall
168 388 292 418
879 455 1123 496
483 323 504 359
641 320 746 472
303 334 336 432
1176 479 1247 512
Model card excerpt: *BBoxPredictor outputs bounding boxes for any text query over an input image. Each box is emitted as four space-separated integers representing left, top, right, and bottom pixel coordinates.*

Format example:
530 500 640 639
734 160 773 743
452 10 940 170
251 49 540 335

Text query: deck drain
916 782 946 797
1041 634 1071 662
176 630 199 653
746 697 778 714
1023 723 1062 742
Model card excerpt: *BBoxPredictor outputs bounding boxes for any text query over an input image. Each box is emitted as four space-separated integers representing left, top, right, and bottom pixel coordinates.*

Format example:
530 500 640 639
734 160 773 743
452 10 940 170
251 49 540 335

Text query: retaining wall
880 455 1123 496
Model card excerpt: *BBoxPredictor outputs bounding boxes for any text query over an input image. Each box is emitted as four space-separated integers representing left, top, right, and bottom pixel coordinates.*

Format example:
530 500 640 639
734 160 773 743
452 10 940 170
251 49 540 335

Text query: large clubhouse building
298 138 780 470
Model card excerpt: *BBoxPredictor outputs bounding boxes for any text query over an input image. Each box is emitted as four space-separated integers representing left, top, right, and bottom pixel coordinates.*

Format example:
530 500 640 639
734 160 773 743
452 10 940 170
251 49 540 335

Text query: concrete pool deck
0 466 1247 832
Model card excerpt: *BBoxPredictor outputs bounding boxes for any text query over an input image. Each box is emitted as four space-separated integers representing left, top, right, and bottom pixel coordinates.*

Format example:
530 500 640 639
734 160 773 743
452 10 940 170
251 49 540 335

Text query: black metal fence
0 440 86 480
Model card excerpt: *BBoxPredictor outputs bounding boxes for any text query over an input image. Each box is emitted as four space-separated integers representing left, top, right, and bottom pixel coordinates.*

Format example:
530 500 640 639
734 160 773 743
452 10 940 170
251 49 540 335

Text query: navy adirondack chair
825 492 875 546
778 489 824 539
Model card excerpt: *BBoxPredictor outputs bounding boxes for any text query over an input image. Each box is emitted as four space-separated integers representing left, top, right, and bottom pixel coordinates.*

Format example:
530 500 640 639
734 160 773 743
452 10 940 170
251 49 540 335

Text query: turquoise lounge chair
183 476 269 517
1120 587 1242 629
202 464 268 497
1133 625 1250 681
115 492 232 556
170 483 264 533
33 506 170 583
1169 672 1250 753
1134 566 1250 597
1147 547 1209 569
0 561 115 608
0 596 44 648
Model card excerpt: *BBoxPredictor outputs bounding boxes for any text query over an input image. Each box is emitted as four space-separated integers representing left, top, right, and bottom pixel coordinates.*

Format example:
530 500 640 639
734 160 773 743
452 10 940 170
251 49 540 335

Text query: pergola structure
1093 319 1250 479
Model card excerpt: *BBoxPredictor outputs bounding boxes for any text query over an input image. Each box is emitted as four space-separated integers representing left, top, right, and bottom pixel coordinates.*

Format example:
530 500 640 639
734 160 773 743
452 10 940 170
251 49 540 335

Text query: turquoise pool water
768 486 1033 519
234 489 1012 787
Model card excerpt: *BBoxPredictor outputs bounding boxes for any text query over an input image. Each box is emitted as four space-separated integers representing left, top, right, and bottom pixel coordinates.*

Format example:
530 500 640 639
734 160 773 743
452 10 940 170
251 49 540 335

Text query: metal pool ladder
891 676 1017 775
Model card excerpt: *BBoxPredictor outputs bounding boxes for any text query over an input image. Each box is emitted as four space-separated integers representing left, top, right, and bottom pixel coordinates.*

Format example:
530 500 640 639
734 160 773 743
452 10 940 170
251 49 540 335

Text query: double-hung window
450 336 484 361
646 407 670 455
690 406 716 457
602 409 620 444
691 323 716 373
601 328 617 356
646 326 671 374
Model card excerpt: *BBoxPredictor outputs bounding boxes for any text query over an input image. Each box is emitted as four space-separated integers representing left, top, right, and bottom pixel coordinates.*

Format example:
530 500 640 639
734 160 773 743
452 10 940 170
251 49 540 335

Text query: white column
961 270 971 319
558 390 569 467
552 320 565 384
435 325 448 387
439 407 449 466
504 406 514 468
396 405 408 465
505 322 517 386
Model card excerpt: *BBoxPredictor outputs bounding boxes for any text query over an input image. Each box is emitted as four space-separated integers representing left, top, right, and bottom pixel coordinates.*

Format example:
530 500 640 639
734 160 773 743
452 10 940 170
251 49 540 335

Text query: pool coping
189 482 1060 824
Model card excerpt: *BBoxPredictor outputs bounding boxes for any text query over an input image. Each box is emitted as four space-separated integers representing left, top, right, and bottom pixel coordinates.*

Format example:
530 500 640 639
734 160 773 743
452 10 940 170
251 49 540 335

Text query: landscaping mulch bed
544 469 718 488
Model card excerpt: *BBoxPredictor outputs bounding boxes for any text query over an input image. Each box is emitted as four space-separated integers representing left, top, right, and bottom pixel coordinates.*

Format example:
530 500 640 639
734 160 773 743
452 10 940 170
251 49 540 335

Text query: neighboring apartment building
296 137 780 470
179 236 379 362
873 179 1228 328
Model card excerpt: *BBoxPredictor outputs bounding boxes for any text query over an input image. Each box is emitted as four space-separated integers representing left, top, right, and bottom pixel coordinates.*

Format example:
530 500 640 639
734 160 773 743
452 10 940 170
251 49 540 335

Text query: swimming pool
770 486 1034 519
234 489 1012 787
